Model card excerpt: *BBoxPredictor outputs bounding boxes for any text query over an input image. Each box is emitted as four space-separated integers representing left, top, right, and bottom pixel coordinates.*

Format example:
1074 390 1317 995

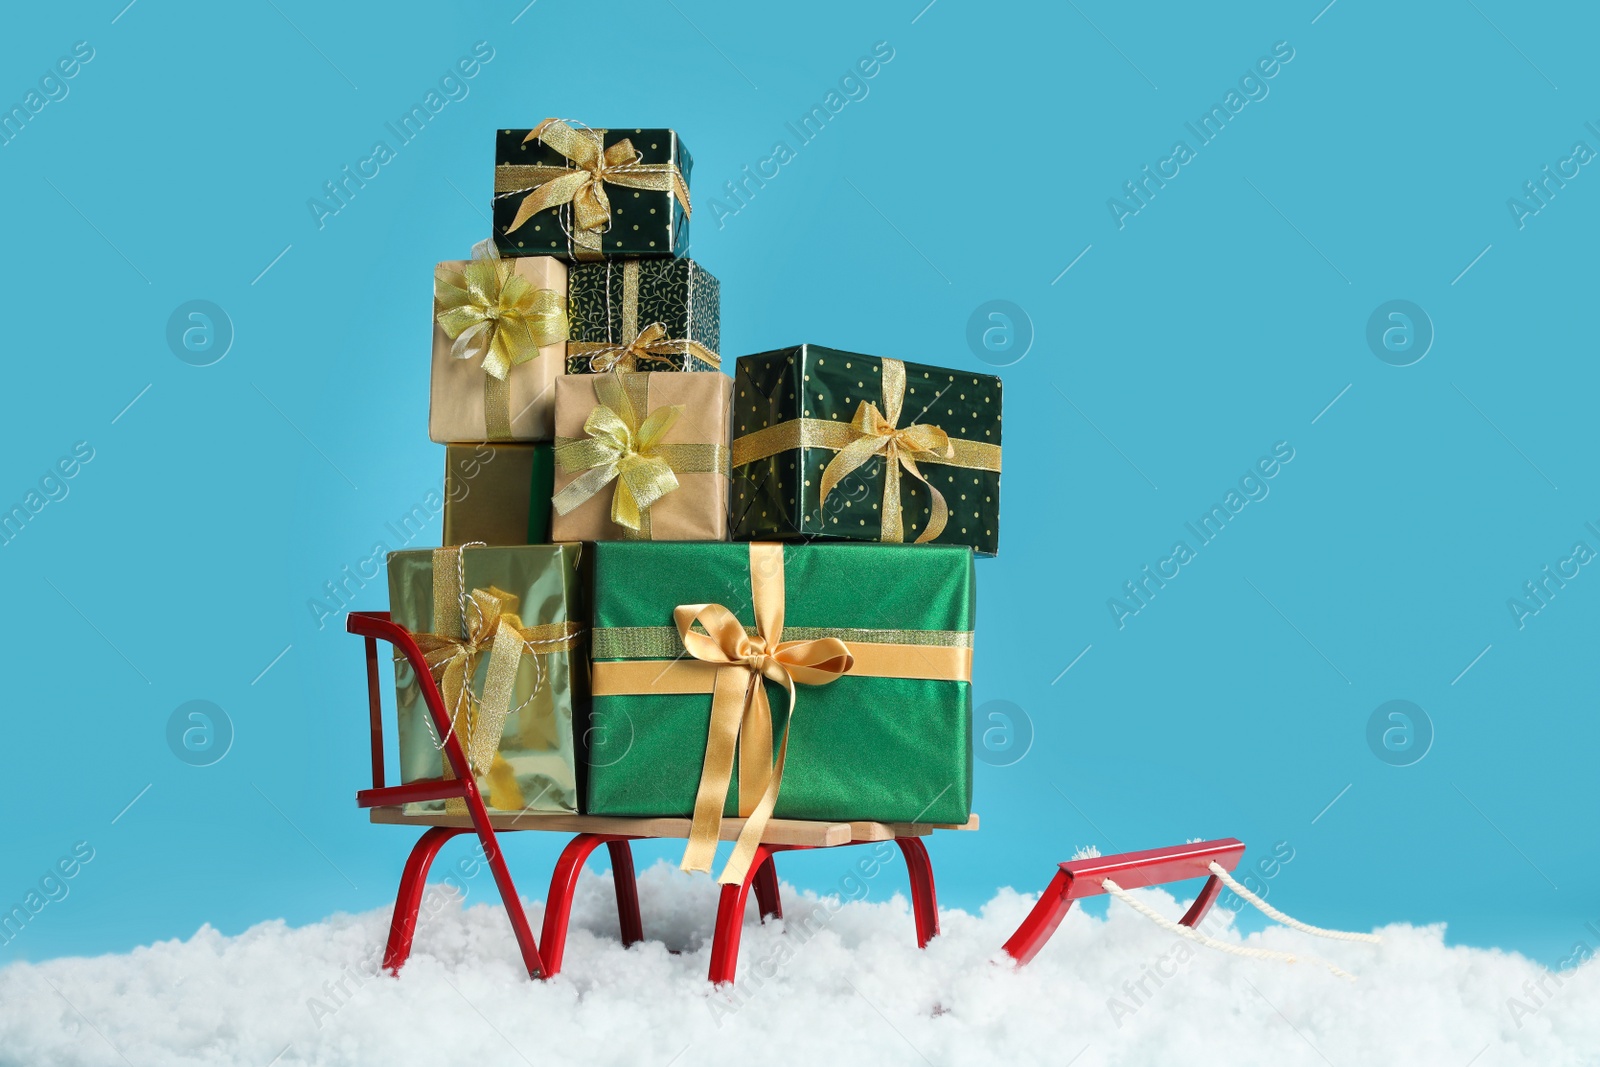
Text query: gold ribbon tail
679 659 757 874
671 544 854 884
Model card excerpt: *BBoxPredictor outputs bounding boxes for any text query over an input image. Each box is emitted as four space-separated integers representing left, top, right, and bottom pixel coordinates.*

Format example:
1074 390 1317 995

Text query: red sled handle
1002 838 1246 966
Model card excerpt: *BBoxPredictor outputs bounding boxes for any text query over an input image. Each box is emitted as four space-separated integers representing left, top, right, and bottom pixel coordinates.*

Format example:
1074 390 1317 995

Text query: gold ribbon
409 546 584 812
587 544 974 884
495 119 691 260
434 250 568 440
733 358 1000 542
679 544 854 884
569 321 720 373
552 373 727 538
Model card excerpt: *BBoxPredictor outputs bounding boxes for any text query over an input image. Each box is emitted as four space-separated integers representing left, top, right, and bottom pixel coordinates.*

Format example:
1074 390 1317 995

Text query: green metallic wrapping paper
493 127 692 260
566 258 721 373
585 541 973 825
730 346 1003 556
388 544 587 815
442 443 554 546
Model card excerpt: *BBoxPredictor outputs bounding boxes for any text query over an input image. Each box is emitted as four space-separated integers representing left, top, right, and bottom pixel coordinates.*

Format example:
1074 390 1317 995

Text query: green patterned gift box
565 258 720 374
731 345 1004 556
586 541 973 879
493 119 691 261
388 544 587 816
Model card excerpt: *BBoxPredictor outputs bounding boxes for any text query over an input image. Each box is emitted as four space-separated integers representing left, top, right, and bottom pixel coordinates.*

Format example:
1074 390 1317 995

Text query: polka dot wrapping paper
730 344 1003 556
492 126 692 261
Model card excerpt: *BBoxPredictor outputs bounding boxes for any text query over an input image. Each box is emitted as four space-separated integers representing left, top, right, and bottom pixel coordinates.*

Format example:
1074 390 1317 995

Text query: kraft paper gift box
388 544 586 816
442 443 554 546
565 257 720 374
730 345 1004 556
429 250 568 443
585 540 974 881
493 119 692 261
551 371 732 542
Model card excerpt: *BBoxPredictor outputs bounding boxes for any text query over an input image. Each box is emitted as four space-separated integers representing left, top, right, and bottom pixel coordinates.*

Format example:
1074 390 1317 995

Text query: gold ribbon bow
410 547 583 811
818 359 956 543
434 248 568 440
571 321 720 374
497 119 691 259
675 544 854 883
552 373 684 535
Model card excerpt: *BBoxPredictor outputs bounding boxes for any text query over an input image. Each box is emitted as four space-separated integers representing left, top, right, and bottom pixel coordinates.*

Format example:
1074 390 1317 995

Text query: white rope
1100 878 1357 982
1207 862 1383 945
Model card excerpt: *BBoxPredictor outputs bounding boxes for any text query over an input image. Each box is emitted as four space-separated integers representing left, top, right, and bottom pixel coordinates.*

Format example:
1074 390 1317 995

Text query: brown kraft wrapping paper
429 255 568 443
551 371 732 541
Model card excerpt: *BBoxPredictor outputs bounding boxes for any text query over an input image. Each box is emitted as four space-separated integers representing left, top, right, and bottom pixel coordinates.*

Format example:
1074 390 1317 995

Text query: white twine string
1100 878 1358 982
1207 862 1383 945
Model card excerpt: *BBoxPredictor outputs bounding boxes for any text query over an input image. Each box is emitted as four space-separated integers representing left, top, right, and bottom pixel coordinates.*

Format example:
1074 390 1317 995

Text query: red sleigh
349 610 1249 984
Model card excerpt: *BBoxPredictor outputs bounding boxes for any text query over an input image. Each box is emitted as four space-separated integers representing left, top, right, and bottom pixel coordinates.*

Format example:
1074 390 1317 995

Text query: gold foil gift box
551 371 732 542
429 246 568 443
441 443 555 546
387 544 586 816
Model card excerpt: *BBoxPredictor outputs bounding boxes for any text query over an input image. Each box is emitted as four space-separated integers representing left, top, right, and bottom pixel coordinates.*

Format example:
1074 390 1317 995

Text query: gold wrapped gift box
387 544 586 816
442 443 554 546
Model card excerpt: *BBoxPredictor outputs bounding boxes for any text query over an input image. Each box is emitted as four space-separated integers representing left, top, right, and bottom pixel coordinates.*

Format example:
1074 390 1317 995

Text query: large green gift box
586 541 974 835
388 545 586 816
730 345 1004 556
493 120 691 261
566 258 720 374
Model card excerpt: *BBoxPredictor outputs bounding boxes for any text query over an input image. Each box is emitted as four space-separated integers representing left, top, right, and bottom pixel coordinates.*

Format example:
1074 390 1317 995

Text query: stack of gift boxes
391 118 1002 884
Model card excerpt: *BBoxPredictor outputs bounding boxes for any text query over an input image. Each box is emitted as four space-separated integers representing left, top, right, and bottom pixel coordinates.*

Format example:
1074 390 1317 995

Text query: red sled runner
349 611 1374 985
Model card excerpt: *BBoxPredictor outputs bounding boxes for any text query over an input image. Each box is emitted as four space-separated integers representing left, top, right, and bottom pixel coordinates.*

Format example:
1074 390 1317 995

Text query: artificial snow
2 860 1596 1066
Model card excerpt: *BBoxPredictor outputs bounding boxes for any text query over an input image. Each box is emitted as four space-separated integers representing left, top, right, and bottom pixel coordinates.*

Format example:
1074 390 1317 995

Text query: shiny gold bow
569 321 720 373
552 373 684 535
434 251 568 440
675 543 854 883
499 119 691 257
410 548 583 811
818 359 956 543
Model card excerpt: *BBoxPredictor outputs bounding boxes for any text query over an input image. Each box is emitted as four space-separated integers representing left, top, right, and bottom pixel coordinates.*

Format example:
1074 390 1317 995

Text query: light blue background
1 0 1594 967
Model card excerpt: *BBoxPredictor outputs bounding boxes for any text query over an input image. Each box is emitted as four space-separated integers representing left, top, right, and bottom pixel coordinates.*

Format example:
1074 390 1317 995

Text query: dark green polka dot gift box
730 345 1003 556
492 120 692 262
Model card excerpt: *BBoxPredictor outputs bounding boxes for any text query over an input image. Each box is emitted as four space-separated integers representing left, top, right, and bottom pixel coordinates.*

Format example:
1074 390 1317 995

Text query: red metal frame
1000 838 1246 966
352 611 650 982
538 833 645 977
350 611 546 978
350 609 1249 987
704 835 943 985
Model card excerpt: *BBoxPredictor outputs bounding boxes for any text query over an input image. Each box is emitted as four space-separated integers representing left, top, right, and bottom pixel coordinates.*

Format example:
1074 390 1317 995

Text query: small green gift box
493 119 691 261
388 545 586 816
586 541 973 879
730 345 1003 556
566 258 720 374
